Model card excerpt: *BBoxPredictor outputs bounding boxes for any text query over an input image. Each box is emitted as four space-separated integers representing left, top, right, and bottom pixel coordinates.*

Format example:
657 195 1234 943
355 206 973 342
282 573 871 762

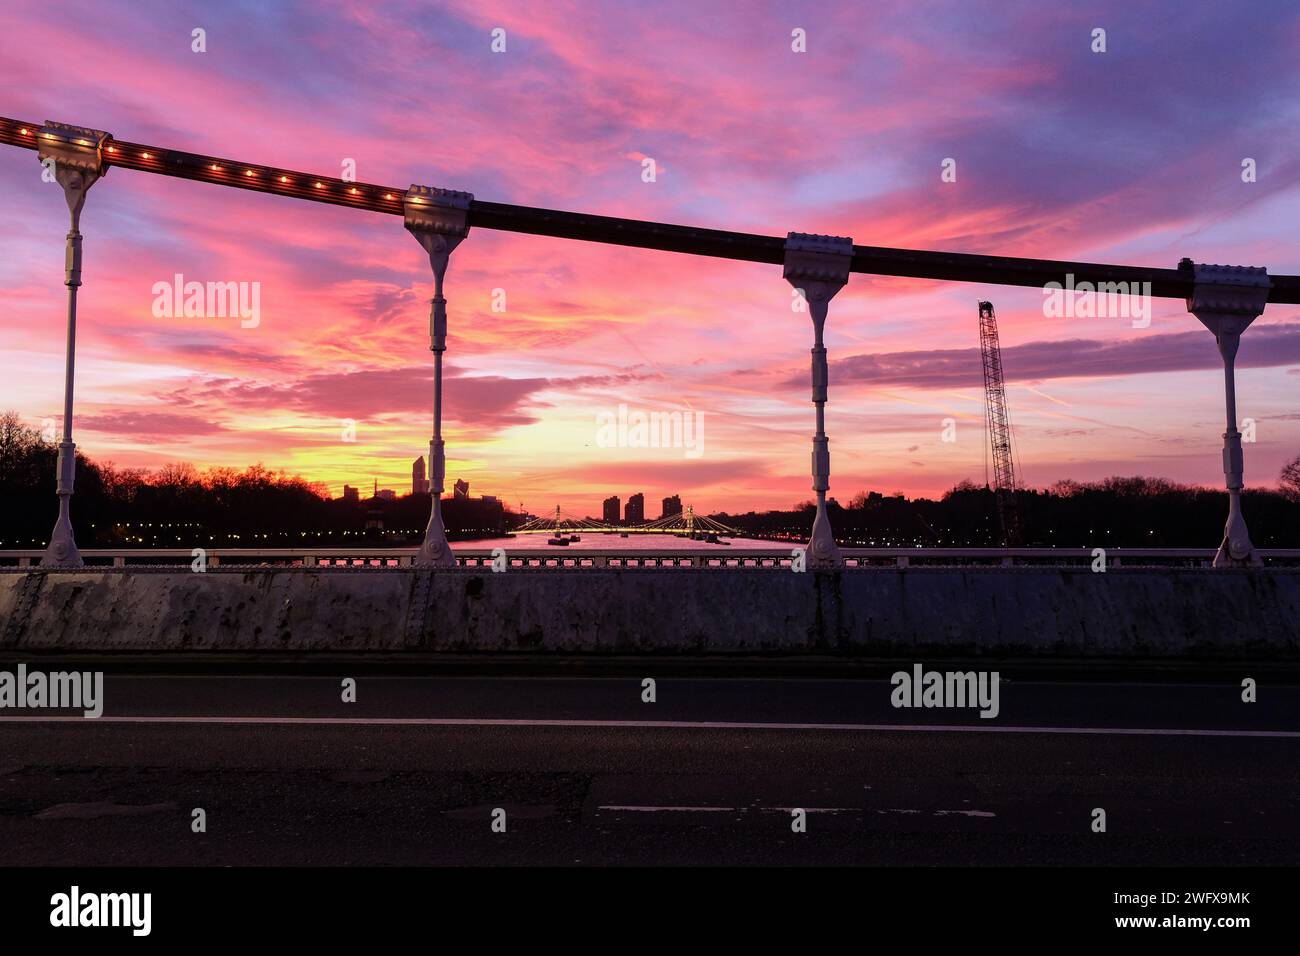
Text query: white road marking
77 675 1280 689
599 806 735 812
764 807 857 813
0 715 1297 737
599 806 860 813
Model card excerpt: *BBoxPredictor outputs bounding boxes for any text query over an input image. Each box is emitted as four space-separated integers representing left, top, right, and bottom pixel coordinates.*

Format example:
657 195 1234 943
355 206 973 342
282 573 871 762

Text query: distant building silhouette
661 494 682 518
376 489 396 501
625 493 644 524
454 478 470 499
441 486 506 535
342 485 359 503
603 495 621 524
365 481 385 531
412 456 428 495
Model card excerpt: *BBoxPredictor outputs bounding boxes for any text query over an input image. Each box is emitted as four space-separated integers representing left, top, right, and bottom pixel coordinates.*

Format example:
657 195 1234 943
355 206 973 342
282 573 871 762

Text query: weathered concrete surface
1 568 1297 656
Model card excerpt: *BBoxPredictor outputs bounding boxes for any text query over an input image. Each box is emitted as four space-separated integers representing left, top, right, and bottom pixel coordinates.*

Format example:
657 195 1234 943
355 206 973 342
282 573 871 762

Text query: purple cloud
826 323 1300 390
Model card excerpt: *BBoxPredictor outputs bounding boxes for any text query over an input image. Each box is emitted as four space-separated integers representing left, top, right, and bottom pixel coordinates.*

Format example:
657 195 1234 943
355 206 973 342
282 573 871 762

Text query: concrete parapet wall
1 568 1297 656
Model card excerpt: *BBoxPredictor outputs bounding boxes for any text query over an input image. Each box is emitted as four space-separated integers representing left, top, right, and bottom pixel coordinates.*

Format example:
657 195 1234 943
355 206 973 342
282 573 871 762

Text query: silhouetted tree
1282 455 1300 502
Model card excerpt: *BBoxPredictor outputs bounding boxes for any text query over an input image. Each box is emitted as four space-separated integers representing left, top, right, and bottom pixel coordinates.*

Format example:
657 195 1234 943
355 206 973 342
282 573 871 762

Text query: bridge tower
685 505 694 535
978 302 1022 546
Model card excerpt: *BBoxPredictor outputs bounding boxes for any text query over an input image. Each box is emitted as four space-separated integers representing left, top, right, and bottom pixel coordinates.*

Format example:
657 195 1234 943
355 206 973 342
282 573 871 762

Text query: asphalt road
1 672 1298 865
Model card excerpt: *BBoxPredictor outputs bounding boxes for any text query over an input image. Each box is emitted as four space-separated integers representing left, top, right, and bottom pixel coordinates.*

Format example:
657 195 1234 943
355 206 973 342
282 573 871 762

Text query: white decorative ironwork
784 232 852 569
1184 261 1271 568
37 122 111 569
404 186 473 568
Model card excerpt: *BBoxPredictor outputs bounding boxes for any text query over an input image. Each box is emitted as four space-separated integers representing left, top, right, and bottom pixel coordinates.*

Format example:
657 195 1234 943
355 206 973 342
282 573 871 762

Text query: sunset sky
3 0 1299 516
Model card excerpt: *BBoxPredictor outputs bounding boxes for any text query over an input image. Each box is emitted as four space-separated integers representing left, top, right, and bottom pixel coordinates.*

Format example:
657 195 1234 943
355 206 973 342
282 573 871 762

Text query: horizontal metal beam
5 115 1300 303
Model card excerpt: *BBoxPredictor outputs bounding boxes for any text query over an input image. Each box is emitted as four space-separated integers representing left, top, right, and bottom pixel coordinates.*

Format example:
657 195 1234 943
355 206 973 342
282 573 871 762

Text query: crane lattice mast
978 301 1022 545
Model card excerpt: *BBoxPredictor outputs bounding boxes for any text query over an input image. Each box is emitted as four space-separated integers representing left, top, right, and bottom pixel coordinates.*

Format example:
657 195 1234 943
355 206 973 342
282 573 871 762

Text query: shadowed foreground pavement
1 674 1298 865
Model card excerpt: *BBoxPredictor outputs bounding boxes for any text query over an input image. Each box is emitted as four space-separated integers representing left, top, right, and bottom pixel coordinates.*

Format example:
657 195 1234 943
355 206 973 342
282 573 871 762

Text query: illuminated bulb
279 175 288 183
314 181 323 188
384 193 393 199
106 146 116 153
349 187 357 194
19 128 29 134
244 169 254 177
142 152 151 159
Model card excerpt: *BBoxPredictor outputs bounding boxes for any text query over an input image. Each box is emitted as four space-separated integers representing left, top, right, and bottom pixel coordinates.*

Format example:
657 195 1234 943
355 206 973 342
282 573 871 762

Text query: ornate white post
38 123 110 569
1184 261 1270 568
784 233 852 569
404 185 472 568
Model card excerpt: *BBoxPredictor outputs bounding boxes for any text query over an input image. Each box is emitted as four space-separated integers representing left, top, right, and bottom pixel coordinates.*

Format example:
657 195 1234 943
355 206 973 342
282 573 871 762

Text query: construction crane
977 301 1023 546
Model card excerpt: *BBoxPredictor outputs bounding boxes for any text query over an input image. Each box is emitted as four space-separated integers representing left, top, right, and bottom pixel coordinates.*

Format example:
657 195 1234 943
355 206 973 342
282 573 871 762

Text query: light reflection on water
451 532 786 552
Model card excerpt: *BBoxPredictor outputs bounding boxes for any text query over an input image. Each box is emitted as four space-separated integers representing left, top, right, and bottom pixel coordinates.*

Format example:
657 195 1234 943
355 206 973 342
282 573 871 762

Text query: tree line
3 411 1298 548
0 412 506 547
719 473 1300 547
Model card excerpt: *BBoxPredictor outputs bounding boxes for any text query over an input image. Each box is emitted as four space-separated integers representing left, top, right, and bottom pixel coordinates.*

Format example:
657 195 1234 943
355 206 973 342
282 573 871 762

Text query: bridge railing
2 547 1298 570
